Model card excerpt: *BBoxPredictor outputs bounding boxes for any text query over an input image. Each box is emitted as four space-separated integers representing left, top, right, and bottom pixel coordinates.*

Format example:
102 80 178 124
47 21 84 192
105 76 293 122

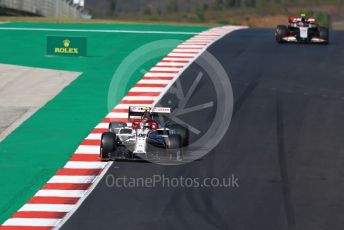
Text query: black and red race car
275 14 329 44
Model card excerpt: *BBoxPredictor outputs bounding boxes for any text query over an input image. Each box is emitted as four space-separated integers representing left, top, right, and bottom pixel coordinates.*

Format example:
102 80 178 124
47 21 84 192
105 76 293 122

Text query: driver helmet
141 111 150 121
301 13 307 22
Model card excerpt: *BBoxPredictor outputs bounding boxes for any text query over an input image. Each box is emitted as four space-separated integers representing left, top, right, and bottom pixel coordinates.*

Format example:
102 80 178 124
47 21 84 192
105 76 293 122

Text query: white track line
95 123 109 129
107 113 129 119
172 49 201 53
75 145 100 154
168 53 195 57
113 104 134 109
177 45 205 49
144 72 177 77
48 176 96 184
155 62 187 67
138 79 172 84
151 67 182 72
19 204 74 212
129 87 165 92
3 218 60 227
0 27 198 35
86 133 102 140
163 57 192 61
123 96 158 101
64 162 107 169
35 190 87 198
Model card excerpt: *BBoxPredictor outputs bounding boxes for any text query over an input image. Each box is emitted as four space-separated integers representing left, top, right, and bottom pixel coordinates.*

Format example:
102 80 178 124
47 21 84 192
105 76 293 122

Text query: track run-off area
0 22 209 226
0 22 243 229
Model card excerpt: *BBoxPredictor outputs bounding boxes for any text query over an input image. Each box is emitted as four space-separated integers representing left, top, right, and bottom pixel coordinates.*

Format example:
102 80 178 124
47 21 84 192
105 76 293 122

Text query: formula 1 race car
275 14 329 44
100 106 189 162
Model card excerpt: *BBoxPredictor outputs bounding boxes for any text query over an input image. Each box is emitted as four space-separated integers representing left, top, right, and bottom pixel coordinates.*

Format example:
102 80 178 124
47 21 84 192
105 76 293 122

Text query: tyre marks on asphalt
276 93 296 227
233 72 263 117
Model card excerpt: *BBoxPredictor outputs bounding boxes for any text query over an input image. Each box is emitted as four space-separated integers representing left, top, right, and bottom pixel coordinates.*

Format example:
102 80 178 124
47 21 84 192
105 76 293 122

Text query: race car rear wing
288 17 316 24
128 106 171 120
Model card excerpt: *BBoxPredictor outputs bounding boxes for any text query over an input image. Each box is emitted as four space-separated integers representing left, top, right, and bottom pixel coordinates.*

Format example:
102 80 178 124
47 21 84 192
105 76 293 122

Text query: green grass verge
0 22 209 224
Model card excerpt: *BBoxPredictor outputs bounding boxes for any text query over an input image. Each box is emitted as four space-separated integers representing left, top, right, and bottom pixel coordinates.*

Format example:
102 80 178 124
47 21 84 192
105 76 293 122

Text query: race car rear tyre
166 134 183 161
100 132 117 160
276 25 288 43
109 122 127 133
167 124 189 147
319 27 329 44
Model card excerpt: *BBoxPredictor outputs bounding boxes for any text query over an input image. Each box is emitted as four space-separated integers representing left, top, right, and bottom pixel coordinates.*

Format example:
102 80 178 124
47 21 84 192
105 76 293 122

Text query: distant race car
100 106 189 162
275 14 329 44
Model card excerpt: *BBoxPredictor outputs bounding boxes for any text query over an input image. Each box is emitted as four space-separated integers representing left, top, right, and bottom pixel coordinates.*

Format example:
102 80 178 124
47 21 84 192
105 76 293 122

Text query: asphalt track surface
62 29 344 230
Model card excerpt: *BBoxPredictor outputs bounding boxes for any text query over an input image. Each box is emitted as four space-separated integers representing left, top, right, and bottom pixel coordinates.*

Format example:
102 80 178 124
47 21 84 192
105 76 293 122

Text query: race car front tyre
165 134 183 161
319 27 329 44
167 124 189 147
109 122 127 133
276 25 288 43
100 132 117 160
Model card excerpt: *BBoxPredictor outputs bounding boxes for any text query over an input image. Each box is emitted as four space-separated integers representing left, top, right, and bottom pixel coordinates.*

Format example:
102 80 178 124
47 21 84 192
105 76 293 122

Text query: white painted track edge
54 161 113 230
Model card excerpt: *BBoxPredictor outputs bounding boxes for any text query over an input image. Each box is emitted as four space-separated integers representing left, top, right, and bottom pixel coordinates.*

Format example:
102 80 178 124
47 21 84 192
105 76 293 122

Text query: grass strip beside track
0 22 209 224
